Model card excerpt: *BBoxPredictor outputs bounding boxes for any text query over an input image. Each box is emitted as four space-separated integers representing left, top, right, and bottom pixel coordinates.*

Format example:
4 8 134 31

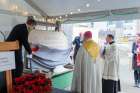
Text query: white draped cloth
71 46 102 93
28 30 68 50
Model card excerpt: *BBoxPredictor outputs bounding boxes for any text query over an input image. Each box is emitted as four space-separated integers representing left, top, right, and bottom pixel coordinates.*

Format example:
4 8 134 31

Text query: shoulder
108 43 117 50
13 24 26 29
94 41 100 47
111 43 116 47
18 24 26 28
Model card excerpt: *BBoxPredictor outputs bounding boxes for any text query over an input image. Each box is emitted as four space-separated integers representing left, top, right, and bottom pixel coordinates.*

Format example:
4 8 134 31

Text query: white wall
0 0 39 15
61 24 73 47
0 14 27 41
0 0 40 41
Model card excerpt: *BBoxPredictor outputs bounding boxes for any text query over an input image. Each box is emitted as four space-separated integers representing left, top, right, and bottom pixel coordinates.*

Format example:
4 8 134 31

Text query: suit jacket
6 24 32 55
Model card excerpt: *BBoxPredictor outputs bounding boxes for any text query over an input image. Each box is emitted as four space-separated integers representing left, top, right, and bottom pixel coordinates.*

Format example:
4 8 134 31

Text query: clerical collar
109 41 115 45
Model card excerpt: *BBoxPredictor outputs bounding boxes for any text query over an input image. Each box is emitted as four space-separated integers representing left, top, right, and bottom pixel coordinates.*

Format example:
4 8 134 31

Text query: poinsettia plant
13 71 52 93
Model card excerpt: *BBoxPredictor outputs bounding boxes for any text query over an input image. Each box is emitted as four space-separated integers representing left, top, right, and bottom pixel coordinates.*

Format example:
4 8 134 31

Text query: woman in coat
132 34 140 88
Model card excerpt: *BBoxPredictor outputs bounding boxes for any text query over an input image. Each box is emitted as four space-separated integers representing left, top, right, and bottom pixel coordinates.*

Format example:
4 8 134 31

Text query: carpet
52 71 73 89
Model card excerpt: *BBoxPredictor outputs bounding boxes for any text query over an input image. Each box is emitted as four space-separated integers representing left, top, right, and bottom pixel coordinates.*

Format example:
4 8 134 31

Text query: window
35 25 47 30
124 20 133 23
107 21 115 25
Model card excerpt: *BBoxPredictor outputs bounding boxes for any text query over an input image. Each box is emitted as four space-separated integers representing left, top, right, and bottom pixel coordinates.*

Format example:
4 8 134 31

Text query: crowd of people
71 31 140 93
132 34 140 88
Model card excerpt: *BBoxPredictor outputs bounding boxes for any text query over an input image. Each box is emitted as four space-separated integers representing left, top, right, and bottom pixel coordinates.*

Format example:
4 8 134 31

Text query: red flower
14 72 52 93
15 77 24 83
38 79 46 85
44 85 52 92
26 90 34 93
33 86 40 91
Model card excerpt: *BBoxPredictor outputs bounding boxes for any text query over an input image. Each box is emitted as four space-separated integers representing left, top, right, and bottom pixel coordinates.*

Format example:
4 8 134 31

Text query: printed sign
0 51 15 72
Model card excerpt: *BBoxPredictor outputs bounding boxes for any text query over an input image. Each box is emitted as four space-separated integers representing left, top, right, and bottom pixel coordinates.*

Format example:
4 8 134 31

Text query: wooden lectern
0 41 19 93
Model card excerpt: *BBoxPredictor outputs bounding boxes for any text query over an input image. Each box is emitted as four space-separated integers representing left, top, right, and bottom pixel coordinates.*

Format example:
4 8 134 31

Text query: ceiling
32 0 140 16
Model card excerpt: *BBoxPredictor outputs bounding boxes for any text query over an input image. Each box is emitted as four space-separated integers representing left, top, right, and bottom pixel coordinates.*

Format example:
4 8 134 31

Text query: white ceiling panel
0 0 40 15
32 0 140 16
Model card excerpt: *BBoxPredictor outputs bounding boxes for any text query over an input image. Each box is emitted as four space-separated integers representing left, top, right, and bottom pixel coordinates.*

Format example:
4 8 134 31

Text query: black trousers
102 79 121 93
0 72 7 93
12 51 23 80
134 70 140 84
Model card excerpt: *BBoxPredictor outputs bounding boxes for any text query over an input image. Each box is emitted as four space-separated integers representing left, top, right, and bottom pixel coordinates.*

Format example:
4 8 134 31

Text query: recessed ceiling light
78 9 81 12
65 14 68 17
70 12 73 15
97 0 101 2
59 16 62 19
23 11 28 16
15 5 18 10
86 3 90 7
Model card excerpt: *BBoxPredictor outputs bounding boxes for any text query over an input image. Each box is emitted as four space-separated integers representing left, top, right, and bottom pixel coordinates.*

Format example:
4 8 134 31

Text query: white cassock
71 46 102 93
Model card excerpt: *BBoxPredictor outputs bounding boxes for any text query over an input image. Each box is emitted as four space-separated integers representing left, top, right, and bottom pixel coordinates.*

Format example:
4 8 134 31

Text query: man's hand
27 54 32 58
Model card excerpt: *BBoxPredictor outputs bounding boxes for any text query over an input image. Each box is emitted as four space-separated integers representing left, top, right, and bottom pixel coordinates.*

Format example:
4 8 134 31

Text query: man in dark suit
6 18 36 78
